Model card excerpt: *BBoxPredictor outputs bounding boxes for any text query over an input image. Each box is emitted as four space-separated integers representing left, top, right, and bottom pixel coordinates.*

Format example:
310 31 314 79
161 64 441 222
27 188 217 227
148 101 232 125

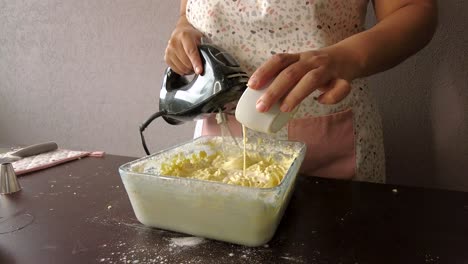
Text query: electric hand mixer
139 43 249 155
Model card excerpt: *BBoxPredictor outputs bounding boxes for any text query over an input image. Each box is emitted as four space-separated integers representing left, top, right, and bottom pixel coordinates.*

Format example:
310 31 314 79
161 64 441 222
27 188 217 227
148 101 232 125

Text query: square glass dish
119 136 306 246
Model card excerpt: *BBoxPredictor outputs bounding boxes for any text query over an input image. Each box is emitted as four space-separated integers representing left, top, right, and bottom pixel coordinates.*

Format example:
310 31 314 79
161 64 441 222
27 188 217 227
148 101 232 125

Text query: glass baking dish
119 136 306 246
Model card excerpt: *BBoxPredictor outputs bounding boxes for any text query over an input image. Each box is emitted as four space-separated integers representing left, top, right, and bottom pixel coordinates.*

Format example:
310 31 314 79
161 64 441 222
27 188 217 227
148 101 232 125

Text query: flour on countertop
280 256 306 263
91 212 309 264
169 237 205 247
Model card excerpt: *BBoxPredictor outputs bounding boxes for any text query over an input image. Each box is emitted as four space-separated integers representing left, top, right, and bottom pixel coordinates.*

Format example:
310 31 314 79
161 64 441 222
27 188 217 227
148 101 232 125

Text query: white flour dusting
169 237 205 247
91 213 310 264
280 256 305 263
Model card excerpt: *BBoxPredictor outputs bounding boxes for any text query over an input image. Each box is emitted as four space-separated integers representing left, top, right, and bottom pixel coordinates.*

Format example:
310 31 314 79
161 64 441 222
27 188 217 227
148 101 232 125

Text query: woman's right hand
164 16 204 75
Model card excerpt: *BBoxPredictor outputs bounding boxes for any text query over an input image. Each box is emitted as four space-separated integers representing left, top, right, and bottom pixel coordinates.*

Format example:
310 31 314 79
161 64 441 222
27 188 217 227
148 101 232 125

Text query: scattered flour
169 237 205 247
280 256 306 263
92 215 308 264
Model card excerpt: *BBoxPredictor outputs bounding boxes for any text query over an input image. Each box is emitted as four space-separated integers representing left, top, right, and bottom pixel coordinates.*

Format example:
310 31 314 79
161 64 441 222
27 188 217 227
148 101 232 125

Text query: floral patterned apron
187 0 385 183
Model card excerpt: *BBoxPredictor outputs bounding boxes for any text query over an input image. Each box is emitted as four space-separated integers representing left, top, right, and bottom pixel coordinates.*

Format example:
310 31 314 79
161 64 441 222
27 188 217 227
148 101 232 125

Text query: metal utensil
0 162 21 194
0 142 58 164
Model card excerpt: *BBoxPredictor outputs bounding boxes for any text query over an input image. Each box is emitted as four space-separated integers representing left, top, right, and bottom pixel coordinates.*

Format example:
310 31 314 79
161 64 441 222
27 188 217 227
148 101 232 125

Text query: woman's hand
164 16 204 75
248 47 356 112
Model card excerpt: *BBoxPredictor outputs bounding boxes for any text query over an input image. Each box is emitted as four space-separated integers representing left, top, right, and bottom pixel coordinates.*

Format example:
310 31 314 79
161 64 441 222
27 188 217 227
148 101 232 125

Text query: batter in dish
160 148 292 188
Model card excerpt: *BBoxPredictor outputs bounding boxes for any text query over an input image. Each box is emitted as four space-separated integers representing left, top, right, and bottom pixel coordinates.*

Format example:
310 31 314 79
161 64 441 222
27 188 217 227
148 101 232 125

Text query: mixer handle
164 68 191 92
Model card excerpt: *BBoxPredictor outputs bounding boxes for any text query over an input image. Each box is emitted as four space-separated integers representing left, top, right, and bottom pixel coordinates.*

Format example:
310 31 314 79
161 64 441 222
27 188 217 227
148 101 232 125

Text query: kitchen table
0 154 467 264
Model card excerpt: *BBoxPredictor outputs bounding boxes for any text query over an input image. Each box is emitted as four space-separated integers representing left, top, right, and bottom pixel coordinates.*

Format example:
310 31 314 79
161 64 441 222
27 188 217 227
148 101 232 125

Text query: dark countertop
1 154 467 264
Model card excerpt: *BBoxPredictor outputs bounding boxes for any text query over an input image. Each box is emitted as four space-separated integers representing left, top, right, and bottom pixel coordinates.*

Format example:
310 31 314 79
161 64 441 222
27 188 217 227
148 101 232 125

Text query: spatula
0 142 58 164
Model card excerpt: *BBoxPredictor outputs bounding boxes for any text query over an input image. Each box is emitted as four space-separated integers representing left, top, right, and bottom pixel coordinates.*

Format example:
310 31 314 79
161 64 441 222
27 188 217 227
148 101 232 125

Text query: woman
164 0 438 183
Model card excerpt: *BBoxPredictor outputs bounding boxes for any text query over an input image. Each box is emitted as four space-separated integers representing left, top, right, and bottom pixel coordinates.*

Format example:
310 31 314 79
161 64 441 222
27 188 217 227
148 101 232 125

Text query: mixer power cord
139 110 167 155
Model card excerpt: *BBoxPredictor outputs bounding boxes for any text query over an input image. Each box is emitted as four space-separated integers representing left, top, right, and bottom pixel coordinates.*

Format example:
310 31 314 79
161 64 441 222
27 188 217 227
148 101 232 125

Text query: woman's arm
330 0 438 81
249 0 438 111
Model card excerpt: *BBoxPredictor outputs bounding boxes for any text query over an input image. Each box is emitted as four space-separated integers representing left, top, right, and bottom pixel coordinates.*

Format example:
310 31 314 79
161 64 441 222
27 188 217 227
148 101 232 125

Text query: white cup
235 84 296 134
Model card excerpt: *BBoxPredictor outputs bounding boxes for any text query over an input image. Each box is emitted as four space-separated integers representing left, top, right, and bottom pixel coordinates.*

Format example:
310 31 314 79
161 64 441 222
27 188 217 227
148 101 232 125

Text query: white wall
1 1 467 191
366 1 468 191
0 1 194 158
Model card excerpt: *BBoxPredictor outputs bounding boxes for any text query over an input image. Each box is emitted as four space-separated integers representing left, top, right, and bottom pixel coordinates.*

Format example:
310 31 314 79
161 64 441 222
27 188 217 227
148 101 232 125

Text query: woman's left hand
247 48 354 113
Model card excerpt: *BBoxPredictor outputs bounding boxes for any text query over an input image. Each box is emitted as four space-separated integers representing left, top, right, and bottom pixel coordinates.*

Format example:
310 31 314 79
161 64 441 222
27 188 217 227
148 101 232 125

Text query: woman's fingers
164 21 204 76
256 60 311 112
251 52 339 112
248 53 300 90
181 36 203 74
165 41 192 75
317 79 351 105
168 55 193 75
279 66 331 112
